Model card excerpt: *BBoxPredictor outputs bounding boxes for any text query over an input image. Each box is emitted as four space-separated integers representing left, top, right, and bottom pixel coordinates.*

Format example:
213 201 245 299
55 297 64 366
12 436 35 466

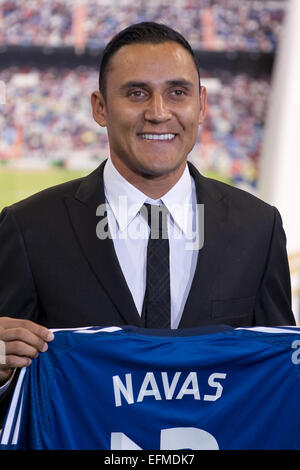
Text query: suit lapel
179 163 230 327
64 160 142 326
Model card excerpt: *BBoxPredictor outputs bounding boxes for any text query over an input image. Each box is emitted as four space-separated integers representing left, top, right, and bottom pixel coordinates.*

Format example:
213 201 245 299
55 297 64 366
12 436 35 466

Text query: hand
0 317 54 384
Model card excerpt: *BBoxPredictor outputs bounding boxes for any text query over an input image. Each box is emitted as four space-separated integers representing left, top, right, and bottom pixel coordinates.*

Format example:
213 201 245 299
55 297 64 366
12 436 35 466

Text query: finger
4 355 32 369
0 317 54 343
0 327 50 353
4 340 46 359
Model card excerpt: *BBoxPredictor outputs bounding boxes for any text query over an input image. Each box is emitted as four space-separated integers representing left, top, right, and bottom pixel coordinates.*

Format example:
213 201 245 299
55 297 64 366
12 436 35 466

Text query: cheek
106 115 131 141
178 104 201 127
109 112 141 137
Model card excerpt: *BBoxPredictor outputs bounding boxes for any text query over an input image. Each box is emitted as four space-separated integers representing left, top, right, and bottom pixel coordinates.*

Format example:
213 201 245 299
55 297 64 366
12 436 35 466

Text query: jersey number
111 427 219 450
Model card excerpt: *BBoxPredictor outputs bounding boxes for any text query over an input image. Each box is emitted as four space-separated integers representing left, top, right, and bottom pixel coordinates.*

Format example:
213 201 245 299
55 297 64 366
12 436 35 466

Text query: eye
170 89 186 98
131 90 142 96
128 89 148 100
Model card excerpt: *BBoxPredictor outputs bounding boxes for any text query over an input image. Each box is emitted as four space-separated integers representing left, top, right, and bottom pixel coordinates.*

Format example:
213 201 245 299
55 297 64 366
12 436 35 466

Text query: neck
110 158 187 199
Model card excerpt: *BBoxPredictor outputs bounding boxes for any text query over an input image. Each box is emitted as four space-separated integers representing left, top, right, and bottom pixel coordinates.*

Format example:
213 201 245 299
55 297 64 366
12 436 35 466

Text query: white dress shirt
103 158 199 329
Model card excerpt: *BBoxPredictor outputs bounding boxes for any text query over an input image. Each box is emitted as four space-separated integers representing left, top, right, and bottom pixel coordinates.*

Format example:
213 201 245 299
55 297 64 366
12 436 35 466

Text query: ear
91 90 107 127
198 86 207 125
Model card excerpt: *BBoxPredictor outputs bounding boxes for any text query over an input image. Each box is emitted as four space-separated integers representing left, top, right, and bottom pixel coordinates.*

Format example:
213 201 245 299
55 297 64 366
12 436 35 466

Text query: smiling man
91 40 206 198
0 22 295 423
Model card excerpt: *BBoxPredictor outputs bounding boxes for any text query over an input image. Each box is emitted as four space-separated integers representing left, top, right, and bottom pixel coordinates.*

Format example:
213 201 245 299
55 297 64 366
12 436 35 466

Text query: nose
144 93 172 123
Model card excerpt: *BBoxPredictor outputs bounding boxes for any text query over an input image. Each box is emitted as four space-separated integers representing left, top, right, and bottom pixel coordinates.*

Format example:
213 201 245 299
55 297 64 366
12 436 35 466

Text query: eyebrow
119 78 195 91
166 79 194 88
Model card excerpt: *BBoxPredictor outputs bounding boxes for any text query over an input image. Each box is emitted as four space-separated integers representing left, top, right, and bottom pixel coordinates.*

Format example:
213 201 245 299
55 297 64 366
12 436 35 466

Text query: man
0 22 295 421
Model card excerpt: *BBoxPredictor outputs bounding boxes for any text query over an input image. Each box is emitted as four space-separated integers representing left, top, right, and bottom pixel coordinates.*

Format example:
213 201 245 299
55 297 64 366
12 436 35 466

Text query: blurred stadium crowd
0 0 285 52
0 66 270 188
0 0 286 189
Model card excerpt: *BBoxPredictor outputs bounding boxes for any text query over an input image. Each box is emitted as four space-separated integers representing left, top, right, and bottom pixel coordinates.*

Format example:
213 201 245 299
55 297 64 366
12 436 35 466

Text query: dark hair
99 22 200 99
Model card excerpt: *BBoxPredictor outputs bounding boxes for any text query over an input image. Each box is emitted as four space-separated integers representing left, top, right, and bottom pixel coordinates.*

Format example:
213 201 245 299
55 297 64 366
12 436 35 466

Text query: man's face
92 41 206 183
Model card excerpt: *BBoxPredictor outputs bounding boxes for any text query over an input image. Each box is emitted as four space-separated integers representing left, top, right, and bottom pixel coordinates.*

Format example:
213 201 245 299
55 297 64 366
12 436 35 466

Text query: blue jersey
1 325 300 450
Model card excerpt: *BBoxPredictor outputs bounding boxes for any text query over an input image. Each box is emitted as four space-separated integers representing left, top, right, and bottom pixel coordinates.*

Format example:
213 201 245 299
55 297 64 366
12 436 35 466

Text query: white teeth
139 133 175 141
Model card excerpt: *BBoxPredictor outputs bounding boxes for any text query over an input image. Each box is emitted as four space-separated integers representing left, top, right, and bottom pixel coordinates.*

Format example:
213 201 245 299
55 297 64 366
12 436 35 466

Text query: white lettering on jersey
176 372 200 400
204 373 227 401
112 374 134 407
161 372 181 399
112 371 227 407
291 340 300 365
137 372 162 402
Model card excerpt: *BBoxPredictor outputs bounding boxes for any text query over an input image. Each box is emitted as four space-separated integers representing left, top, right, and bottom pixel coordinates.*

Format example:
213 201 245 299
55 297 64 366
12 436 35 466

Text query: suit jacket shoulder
189 162 278 233
7 163 104 218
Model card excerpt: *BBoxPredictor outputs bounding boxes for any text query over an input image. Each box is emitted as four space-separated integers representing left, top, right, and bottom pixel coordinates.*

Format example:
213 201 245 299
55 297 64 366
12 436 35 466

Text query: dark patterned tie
141 203 171 328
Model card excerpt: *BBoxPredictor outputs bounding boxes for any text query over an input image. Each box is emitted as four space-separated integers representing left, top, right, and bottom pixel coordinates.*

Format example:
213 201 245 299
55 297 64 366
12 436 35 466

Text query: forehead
106 41 199 86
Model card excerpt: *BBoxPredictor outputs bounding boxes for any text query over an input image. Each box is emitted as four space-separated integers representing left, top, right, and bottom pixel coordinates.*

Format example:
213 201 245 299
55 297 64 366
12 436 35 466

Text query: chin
140 162 182 178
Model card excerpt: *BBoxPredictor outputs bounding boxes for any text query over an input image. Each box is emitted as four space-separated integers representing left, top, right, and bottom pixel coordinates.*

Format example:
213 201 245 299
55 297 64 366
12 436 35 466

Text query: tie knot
141 203 169 239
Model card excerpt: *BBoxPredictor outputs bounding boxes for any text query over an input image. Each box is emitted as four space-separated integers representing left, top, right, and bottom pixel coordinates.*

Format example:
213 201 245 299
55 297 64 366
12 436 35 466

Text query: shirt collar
160 166 194 235
103 158 193 234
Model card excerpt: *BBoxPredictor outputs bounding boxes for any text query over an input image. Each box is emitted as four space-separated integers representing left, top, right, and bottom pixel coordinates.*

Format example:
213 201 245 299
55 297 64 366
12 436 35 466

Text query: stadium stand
0 66 270 188
0 0 285 52
0 0 286 190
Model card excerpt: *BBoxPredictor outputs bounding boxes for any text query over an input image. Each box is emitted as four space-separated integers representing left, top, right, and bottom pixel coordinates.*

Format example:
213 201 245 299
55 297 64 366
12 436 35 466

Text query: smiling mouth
138 133 176 141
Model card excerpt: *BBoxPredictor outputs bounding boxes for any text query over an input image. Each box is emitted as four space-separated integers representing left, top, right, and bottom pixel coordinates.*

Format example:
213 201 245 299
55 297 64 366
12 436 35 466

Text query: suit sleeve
254 207 296 326
0 370 20 427
0 207 40 425
0 207 39 322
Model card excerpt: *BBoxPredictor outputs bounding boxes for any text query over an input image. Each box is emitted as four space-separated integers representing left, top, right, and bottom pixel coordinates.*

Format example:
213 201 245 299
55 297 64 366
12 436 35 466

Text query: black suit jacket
0 160 295 329
0 160 295 424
